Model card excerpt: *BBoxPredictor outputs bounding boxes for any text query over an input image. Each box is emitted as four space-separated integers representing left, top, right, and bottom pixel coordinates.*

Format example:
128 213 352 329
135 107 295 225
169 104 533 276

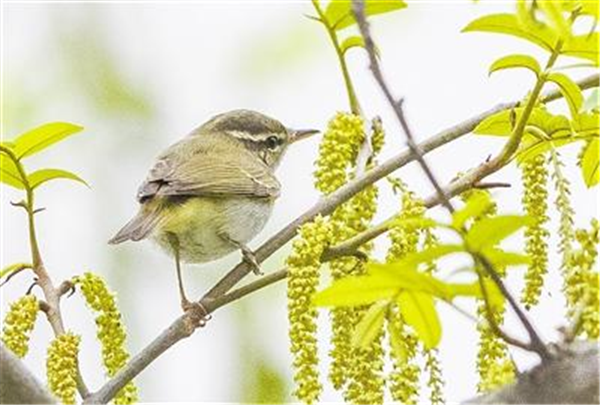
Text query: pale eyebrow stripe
227 131 285 143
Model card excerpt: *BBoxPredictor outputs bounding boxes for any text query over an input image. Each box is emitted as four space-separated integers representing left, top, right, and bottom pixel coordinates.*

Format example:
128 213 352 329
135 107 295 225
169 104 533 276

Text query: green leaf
313 273 402 307
397 291 441 349
340 35 366 54
446 279 505 311
386 245 465 270
12 122 83 159
482 248 531 267
324 0 406 31
581 138 599 187
452 192 493 229
0 152 25 189
473 110 513 136
466 215 532 251
351 301 388 348
489 54 541 77
27 168 88 190
547 73 584 118
462 13 557 52
563 33 599 65
537 1 570 39
0 263 32 279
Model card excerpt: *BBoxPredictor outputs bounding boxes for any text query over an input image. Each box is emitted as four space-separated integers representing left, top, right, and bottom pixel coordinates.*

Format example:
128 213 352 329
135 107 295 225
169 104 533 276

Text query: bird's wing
136 138 280 202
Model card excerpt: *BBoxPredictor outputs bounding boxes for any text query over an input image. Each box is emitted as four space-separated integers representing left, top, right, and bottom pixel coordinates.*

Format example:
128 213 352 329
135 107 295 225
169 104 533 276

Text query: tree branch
351 0 552 360
463 341 599 404
83 70 599 403
0 344 56 404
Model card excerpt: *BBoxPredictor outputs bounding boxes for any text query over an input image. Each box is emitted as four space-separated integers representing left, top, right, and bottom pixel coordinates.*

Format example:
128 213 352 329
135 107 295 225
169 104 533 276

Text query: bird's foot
181 299 211 327
241 248 263 276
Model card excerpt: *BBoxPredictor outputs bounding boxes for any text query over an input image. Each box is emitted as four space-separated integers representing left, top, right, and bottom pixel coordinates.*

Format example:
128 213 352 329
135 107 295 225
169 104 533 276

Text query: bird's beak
290 128 320 144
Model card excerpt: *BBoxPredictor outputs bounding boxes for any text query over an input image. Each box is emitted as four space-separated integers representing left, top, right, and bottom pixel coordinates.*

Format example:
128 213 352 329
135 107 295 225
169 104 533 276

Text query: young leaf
481 248 531 267
385 244 465 270
462 13 557 52
563 33 599 65
489 54 541 77
313 273 402 307
397 291 441 349
340 35 366 54
351 300 389 348
580 138 599 187
0 153 25 189
452 192 493 229
27 169 88 190
547 73 584 118
473 110 513 136
13 122 83 159
537 1 570 39
465 215 532 251
324 0 406 31
0 263 32 279
446 279 505 311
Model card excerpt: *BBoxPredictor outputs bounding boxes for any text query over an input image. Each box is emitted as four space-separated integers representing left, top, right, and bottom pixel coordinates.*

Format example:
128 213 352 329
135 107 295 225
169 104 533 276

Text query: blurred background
2 1 597 402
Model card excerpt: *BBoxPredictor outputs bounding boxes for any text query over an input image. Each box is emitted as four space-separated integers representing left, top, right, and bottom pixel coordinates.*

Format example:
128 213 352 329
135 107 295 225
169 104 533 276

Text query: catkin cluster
460 189 515 392
1 294 39 358
566 220 599 339
520 154 550 308
287 216 332 404
46 332 80 404
74 272 138 404
386 184 424 404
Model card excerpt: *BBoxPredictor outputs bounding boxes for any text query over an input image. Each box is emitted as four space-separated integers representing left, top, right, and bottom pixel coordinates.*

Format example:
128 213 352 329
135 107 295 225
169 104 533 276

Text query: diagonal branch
84 71 598 404
351 0 555 360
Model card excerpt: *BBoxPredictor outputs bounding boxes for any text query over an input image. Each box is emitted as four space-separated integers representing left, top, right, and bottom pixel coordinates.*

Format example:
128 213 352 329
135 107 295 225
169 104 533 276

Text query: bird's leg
219 233 263 275
167 233 194 312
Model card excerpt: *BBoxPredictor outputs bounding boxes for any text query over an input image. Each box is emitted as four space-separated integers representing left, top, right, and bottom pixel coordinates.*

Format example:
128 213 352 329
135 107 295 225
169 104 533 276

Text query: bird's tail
108 204 163 245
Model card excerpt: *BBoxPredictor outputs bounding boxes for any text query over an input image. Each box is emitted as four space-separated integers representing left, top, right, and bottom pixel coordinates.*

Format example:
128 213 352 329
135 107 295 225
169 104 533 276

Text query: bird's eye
266 135 280 150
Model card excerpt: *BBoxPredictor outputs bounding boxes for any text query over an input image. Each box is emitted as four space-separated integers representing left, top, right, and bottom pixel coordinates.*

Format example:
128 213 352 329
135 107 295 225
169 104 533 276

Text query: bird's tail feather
108 206 163 245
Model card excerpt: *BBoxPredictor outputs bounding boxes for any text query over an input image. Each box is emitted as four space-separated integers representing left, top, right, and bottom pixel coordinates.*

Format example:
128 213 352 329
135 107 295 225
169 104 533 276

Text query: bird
109 109 318 312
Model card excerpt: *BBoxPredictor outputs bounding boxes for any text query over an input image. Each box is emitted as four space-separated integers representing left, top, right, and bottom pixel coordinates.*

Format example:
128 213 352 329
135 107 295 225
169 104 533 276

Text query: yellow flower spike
388 311 420 404
1 295 39 358
314 112 365 195
73 272 138 404
344 331 385 404
313 112 385 400
287 216 332 404
520 154 550 308
46 332 80 405
425 349 445 405
386 184 425 404
460 190 515 392
566 220 600 339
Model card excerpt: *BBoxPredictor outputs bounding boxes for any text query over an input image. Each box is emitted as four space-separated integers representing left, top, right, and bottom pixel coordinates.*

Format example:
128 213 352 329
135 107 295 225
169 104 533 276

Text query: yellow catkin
461 189 515 392
566 220 599 339
1 295 39 358
287 216 332 404
424 349 445 405
73 272 138 404
46 332 80 405
314 112 385 401
387 184 424 404
521 153 550 308
388 311 420 404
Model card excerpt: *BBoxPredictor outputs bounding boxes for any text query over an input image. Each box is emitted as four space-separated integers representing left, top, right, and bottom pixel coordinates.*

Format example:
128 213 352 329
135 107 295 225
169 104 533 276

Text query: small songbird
109 110 318 311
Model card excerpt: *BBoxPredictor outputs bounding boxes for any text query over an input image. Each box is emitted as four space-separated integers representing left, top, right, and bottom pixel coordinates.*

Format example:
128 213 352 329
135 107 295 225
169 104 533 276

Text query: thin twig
351 0 552 361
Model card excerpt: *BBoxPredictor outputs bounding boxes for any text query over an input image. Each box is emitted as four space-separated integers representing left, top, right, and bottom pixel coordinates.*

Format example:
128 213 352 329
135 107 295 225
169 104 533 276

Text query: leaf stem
311 0 362 115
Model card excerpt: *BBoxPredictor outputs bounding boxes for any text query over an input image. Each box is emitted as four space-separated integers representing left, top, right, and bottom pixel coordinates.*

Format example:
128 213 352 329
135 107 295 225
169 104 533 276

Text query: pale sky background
1 1 598 403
